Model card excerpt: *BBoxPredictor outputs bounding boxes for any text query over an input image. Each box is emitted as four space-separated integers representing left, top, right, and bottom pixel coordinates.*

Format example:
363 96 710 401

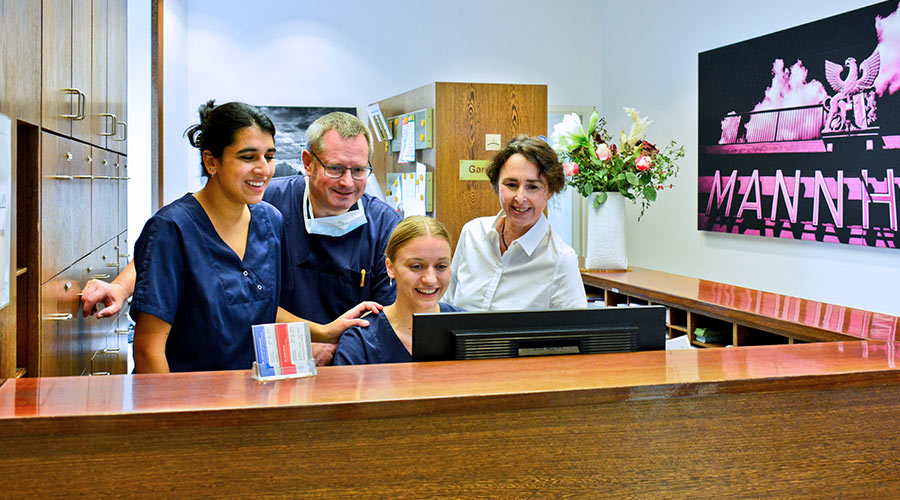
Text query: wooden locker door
70 0 93 143
90 0 109 149
41 0 74 136
117 154 127 234
39 270 85 377
91 147 118 248
107 0 127 153
40 133 92 283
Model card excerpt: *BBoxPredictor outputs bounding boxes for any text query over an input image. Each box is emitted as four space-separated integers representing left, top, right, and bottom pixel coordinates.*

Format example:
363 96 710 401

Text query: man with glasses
82 112 401 365
263 112 401 363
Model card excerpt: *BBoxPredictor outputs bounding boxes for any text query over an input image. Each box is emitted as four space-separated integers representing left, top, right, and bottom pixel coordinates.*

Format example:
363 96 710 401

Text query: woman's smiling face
386 235 452 312
498 153 551 233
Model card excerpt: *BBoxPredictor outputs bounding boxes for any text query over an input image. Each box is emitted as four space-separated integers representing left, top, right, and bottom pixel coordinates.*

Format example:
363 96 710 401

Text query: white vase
584 192 628 270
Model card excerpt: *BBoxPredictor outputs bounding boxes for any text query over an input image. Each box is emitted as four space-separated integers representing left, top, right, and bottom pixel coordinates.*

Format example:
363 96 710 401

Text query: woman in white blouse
444 135 588 311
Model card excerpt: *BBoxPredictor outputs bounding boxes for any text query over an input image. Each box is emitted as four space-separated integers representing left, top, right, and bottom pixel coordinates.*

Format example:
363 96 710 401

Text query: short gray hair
306 111 373 160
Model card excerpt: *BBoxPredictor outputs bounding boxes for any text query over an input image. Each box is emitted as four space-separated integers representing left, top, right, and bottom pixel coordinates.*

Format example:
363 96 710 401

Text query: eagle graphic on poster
823 49 881 131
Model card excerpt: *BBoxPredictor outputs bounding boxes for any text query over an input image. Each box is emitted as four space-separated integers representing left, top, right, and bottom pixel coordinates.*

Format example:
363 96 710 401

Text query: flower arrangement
551 107 684 218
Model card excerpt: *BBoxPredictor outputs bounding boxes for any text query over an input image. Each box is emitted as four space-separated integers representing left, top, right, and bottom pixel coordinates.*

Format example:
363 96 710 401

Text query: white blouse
444 212 588 311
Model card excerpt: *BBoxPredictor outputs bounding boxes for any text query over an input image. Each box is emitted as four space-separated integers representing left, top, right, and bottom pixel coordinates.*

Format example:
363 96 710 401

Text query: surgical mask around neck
303 182 368 237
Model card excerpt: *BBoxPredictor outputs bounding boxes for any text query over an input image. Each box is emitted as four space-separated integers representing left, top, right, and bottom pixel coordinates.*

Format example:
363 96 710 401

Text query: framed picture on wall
697 1 900 249
256 106 356 177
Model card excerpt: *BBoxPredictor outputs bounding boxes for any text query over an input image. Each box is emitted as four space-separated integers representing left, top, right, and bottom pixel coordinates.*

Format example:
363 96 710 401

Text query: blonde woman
334 216 463 365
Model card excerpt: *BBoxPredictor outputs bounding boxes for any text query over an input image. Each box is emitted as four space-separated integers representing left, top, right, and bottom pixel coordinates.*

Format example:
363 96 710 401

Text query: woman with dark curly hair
444 135 587 311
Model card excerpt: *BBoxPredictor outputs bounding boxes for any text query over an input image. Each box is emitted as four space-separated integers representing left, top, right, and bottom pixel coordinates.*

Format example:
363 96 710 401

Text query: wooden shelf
582 267 900 347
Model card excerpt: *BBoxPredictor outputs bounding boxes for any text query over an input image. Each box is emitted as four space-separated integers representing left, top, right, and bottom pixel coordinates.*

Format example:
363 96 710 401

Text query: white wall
154 0 898 315
126 0 151 256
168 0 606 193
601 0 897 315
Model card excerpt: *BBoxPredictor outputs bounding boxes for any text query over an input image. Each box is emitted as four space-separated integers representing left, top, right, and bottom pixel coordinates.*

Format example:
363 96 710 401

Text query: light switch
485 134 501 151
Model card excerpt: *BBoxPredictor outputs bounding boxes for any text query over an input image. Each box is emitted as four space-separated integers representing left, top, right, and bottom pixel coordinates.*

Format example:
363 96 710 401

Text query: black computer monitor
412 305 666 361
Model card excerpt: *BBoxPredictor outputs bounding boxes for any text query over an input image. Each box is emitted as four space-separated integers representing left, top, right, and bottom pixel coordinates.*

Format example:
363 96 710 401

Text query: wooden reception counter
583 267 900 345
3 341 900 497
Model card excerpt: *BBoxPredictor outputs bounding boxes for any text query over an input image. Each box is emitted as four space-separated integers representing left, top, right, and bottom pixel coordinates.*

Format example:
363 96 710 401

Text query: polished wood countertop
582 266 900 342
3 341 900 435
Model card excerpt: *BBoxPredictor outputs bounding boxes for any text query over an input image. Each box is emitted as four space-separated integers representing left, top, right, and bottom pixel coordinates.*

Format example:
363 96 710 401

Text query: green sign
459 160 490 181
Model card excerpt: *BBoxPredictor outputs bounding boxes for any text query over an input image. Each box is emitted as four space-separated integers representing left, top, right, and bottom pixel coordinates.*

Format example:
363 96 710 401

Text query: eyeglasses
308 149 372 180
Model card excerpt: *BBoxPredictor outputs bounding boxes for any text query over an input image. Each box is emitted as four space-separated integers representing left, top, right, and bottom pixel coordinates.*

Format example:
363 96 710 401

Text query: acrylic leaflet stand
251 322 317 381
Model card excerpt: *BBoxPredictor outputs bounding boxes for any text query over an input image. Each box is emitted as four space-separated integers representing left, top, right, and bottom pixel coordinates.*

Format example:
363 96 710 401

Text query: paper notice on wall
412 162 427 216
401 172 417 216
399 116 416 163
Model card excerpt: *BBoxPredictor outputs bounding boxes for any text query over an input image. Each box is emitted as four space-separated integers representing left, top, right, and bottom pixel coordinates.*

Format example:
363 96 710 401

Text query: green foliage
552 110 685 220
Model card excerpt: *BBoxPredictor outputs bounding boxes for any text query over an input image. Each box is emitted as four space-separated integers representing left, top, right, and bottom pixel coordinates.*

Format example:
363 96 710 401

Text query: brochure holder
251 322 317 381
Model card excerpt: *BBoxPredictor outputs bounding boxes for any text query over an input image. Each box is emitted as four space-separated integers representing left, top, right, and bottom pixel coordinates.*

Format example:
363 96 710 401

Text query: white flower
551 113 588 152
623 107 652 148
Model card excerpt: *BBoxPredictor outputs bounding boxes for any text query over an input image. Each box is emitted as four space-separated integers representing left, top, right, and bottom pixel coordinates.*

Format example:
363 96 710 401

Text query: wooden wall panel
1 0 41 379
370 82 547 247
434 82 547 246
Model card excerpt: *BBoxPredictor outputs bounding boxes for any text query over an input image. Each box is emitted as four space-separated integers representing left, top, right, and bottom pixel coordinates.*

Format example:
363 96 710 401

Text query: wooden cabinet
107 0 128 153
42 0 127 151
371 82 547 246
40 132 92 284
42 0 92 141
91 147 118 248
17 1 129 377
90 0 128 152
117 154 127 233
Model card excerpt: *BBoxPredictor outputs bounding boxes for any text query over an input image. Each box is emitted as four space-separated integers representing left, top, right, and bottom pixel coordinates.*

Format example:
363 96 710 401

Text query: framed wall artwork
255 106 356 178
698 1 900 249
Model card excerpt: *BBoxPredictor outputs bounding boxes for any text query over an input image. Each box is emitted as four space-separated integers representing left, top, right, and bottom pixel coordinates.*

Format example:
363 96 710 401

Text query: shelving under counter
582 266 900 347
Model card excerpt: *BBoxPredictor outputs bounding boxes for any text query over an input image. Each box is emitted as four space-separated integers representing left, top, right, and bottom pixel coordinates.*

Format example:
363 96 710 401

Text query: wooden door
107 0 127 153
70 0 92 143
38 269 85 376
41 0 74 136
90 0 109 149
91 147 117 248
116 153 127 234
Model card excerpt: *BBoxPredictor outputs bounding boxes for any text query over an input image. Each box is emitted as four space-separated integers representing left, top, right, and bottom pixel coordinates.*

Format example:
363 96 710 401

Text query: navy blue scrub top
131 194 283 372
333 303 464 365
263 176 401 324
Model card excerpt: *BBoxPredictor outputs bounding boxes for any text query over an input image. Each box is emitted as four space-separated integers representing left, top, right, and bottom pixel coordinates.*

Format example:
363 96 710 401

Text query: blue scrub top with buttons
263 175 401 324
333 303 464 365
131 194 283 372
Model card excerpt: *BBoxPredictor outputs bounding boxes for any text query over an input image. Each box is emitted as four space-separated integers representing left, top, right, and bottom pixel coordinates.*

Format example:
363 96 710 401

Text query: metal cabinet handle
106 263 119 268
44 175 73 180
118 253 130 258
102 348 120 354
65 152 73 161
64 281 73 292
114 121 127 141
98 112 118 136
43 313 73 321
90 274 111 280
94 175 112 180
73 175 93 179
61 88 85 120
90 371 111 376
115 329 130 335
86 156 93 164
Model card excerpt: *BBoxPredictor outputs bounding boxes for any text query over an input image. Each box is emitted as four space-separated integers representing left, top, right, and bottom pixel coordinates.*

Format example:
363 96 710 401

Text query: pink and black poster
698 1 900 248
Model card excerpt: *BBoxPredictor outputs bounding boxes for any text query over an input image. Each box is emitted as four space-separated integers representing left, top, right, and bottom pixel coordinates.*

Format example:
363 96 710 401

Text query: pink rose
563 161 579 176
635 155 652 171
596 143 611 161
